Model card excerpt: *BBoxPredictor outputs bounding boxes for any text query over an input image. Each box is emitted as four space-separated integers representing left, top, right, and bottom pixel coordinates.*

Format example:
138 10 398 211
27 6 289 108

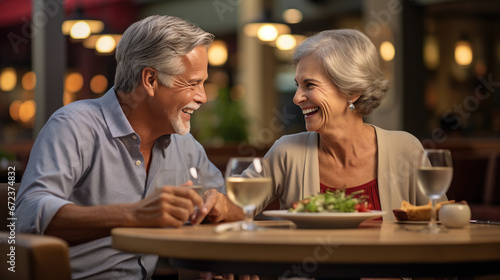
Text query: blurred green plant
0 148 16 161
192 87 248 145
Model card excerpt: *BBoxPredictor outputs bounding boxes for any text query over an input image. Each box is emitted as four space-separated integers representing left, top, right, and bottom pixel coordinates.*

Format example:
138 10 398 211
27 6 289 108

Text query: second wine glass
416 149 453 233
225 157 272 231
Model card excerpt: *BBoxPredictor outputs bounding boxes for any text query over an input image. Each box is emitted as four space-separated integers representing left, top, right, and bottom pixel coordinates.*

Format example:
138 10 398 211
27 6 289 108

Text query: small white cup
439 203 471 228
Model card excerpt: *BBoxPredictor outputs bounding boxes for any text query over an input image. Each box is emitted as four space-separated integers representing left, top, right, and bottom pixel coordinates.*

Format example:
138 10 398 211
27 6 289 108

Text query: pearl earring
348 100 355 111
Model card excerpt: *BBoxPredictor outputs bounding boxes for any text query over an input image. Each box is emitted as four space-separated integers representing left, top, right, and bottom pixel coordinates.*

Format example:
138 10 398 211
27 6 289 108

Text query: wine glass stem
242 206 256 231
429 199 438 229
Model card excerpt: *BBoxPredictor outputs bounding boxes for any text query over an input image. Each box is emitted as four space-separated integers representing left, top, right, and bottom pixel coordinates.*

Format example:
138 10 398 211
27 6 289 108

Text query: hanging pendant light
243 10 291 42
62 6 104 40
454 36 473 66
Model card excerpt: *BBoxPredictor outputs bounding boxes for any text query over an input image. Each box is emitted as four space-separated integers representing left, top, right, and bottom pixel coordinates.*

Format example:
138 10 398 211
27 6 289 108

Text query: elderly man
16 15 243 279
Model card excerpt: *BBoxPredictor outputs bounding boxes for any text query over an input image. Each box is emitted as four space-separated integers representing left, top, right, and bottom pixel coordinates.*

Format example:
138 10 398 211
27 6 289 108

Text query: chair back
0 183 72 279
0 232 72 280
0 183 20 232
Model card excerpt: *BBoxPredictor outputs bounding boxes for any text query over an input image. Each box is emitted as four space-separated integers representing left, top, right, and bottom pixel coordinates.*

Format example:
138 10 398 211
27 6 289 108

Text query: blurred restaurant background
1 0 500 212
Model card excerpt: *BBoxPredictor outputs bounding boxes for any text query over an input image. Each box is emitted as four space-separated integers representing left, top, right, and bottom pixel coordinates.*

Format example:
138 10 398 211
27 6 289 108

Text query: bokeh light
22 71 36 91
423 35 440 70
282 9 303 24
9 100 22 121
0 68 17 91
455 40 473 66
208 40 228 66
380 41 395 61
96 35 116 53
257 24 279 41
90 75 108 94
19 100 36 123
70 21 91 39
65 72 84 93
276 34 296 50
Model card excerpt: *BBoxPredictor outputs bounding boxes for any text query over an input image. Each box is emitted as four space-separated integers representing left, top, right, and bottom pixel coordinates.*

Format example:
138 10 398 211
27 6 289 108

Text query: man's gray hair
114 15 214 93
292 29 389 115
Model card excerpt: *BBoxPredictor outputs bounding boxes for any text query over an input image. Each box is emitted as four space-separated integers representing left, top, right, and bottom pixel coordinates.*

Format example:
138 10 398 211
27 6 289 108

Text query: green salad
289 190 370 213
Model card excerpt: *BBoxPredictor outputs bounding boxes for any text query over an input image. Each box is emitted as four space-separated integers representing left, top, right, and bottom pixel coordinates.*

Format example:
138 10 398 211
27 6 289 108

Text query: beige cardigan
259 125 439 221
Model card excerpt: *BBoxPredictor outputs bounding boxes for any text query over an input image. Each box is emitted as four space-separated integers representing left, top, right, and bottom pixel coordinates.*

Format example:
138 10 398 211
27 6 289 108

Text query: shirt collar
99 87 135 139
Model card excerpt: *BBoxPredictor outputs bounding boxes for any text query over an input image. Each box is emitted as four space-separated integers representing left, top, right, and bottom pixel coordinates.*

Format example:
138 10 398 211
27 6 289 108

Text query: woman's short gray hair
292 29 389 115
114 15 214 93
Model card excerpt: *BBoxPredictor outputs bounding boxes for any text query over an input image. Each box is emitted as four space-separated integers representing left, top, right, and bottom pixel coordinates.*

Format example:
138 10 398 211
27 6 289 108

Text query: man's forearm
45 203 135 246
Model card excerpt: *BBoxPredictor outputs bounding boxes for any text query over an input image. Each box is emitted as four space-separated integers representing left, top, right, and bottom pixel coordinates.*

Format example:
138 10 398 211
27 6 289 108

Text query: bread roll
393 200 456 221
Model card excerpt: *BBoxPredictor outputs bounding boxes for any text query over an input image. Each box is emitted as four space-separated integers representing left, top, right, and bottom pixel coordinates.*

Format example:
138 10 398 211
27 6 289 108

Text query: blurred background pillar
363 0 404 130
32 0 65 136
238 0 275 146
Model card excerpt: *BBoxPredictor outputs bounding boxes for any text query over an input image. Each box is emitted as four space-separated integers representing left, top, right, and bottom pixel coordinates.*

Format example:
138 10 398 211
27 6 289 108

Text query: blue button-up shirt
16 88 224 279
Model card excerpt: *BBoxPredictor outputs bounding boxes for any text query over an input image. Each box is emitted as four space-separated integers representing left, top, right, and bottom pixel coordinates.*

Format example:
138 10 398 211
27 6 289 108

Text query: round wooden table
112 220 500 278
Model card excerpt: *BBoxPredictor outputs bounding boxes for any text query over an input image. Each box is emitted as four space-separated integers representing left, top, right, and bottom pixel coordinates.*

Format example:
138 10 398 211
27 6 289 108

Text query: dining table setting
112 153 500 279
112 218 500 278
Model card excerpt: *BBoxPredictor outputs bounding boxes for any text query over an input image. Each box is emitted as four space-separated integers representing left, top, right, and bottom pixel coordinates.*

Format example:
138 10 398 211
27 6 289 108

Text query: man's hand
131 185 204 227
191 189 244 224
45 184 204 245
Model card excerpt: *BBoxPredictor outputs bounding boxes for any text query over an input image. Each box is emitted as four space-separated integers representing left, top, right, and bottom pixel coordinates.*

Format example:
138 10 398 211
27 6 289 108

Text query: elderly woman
257 29 434 220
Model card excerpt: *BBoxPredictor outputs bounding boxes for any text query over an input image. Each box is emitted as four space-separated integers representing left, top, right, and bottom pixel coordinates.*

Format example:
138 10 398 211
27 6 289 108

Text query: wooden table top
112 220 500 265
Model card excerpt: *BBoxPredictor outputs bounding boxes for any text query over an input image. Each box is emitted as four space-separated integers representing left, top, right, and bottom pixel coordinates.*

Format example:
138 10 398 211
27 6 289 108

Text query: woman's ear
351 92 362 103
141 67 157 97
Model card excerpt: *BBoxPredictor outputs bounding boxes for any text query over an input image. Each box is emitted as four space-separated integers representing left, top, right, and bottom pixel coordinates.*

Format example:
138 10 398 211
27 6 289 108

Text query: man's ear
141 67 157 97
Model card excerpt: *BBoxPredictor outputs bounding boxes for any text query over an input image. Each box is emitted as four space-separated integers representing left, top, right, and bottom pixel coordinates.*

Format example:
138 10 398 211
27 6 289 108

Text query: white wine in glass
225 157 272 231
417 149 453 233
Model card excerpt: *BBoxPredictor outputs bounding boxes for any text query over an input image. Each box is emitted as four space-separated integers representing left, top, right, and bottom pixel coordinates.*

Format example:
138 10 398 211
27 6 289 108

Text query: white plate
262 210 386 229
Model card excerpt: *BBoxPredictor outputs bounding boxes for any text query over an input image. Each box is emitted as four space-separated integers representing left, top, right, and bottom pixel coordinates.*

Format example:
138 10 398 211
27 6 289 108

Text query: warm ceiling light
69 21 92 39
62 19 104 35
243 17 291 41
380 41 395 61
208 40 228 66
62 6 104 38
95 35 116 53
22 71 36 91
282 9 303 24
257 24 279 41
0 67 17 91
84 34 121 54
276 34 297 50
455 40 473 66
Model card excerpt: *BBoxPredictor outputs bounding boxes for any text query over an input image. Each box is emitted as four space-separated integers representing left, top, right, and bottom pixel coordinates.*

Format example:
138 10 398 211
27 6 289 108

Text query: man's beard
171 114 190 135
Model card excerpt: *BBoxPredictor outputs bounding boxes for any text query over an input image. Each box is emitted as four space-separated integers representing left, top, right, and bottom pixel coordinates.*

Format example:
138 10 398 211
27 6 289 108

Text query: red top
320 179 382 213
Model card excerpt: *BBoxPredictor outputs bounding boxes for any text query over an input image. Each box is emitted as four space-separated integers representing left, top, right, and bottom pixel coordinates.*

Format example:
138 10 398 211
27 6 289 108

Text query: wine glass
416 149 453 233
186 167 206 200
152 168 206 199
225 157 272 231
152 168 207 221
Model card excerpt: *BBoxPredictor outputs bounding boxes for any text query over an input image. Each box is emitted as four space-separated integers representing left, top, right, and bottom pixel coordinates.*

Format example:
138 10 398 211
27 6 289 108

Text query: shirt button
135 160 142 166
132 135 137 140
